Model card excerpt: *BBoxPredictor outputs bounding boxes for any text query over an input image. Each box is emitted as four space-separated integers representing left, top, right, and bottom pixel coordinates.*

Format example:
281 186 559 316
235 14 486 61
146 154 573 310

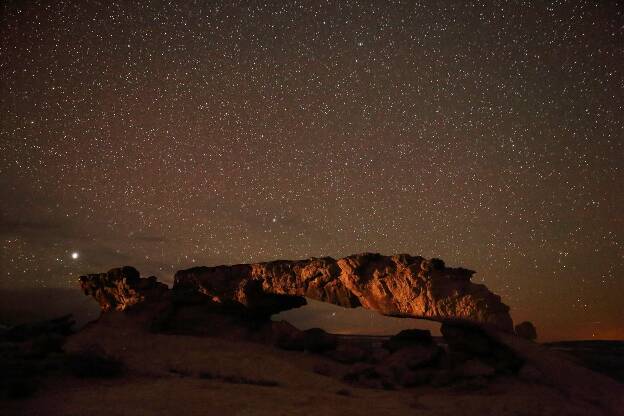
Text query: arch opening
272 298 441 336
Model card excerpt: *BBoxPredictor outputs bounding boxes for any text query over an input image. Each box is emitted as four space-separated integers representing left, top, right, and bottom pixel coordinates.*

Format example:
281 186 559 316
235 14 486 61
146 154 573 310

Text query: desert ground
2 312 623 416
2 258 623 415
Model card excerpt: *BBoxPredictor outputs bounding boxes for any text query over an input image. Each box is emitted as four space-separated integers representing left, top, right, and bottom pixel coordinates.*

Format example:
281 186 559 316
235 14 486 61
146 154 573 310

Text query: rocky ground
1 312 623 416
2 261 623 415
544 340 624 384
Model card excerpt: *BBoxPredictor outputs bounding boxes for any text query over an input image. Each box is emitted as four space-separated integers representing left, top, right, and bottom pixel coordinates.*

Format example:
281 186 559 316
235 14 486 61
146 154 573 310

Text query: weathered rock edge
80 253 514 331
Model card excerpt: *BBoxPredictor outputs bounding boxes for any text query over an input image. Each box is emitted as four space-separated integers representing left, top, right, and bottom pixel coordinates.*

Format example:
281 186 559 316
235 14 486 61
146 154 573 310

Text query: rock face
78 254 514 340
173 253 514 331
79 266 168 312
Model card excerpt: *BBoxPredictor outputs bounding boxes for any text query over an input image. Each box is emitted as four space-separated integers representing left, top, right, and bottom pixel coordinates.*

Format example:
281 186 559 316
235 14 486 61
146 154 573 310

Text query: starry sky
1 1 622 341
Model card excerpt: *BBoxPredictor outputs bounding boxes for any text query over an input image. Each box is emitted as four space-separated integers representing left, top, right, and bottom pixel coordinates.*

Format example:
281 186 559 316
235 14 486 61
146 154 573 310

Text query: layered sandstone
79 266 168 312
173 253 513 331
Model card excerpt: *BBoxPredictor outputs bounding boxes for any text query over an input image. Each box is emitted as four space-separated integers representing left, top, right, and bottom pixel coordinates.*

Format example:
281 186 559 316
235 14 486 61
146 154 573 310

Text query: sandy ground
3 316 623 416
4 375 608 416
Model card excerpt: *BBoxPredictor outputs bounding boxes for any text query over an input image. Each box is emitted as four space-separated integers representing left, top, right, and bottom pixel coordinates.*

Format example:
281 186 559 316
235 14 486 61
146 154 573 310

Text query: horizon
2 280 622 343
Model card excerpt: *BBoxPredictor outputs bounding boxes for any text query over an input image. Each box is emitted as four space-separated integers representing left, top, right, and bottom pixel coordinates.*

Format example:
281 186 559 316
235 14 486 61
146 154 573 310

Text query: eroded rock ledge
174 253 513 331
79 266 168 312
80 253 513 331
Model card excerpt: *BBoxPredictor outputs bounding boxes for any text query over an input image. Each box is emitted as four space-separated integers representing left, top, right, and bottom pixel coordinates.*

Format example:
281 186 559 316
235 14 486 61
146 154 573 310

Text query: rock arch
171 253 513 332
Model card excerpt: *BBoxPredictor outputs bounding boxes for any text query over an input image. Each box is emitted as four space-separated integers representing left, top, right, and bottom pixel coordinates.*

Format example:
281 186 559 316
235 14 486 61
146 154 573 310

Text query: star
1 1 621 341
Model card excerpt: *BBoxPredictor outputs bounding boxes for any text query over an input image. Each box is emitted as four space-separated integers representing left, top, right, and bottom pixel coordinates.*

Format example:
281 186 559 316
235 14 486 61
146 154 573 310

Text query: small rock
515 321 538 341
272 320 304 351
382 329 433 352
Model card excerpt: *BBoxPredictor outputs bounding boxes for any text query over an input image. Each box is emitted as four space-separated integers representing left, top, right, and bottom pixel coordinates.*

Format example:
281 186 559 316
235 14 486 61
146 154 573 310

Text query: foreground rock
0 315 124 400
8 322 623 416
10 259 618 415
173 253 513 331
441 321 524 374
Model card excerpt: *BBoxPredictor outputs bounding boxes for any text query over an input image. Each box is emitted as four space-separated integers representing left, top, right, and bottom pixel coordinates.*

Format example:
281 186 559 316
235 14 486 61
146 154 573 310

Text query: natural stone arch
172 253 513 332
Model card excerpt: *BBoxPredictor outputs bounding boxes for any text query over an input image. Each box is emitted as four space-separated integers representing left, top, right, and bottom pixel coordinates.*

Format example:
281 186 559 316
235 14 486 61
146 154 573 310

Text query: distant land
0 287 442 335
0 288 100 328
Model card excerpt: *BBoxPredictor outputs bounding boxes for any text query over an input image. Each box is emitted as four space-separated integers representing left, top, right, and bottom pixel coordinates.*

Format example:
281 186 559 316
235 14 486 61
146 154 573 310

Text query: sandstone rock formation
79 266 168 312
78 253 513 333
78 266 299 342
173 253 514 331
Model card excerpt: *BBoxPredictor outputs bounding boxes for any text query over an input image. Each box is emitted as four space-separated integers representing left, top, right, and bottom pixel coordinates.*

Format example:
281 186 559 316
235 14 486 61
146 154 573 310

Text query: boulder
515 321 538 341
273 327 339 353
382 329 433 352
302 328 338 353
273 321 305 351
441 321 524 374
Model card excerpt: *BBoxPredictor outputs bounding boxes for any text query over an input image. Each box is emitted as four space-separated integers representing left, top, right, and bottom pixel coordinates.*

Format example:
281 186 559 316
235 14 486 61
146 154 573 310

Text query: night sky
1 1 622 341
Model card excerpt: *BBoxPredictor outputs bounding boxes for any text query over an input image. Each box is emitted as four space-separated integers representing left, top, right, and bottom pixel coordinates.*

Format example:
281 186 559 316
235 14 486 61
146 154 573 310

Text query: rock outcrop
79 266 168 312
78 254 513 335
173 253 514 331
514 321 538 341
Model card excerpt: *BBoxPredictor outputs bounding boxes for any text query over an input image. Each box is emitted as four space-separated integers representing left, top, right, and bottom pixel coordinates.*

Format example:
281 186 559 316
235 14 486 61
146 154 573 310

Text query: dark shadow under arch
273 297 441 336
